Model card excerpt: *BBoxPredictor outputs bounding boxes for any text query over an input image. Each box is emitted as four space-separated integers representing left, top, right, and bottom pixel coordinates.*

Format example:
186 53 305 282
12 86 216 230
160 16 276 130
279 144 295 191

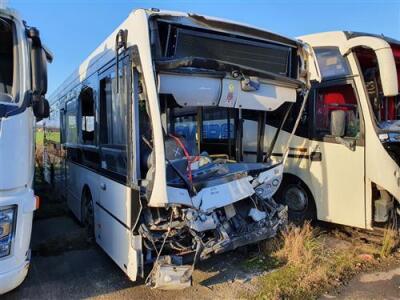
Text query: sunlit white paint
0 8 37 295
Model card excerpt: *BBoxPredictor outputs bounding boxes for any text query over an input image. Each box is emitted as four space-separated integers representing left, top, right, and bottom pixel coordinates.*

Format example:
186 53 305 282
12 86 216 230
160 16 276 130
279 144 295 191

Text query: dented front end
142 160 288 289
136 11 308 289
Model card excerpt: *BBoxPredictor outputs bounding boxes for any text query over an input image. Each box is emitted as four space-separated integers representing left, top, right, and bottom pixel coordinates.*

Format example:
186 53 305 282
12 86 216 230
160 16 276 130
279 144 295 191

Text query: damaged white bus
252 31 400 230
47 9 309 288
0 6 51 295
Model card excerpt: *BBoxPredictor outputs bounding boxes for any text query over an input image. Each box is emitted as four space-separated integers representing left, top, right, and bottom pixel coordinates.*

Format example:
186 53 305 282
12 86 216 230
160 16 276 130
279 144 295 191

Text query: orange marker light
35 196 40 210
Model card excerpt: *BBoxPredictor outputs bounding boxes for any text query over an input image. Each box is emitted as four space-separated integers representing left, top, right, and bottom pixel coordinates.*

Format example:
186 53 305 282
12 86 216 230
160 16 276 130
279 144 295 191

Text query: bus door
309 79 366 228
97 54 141 280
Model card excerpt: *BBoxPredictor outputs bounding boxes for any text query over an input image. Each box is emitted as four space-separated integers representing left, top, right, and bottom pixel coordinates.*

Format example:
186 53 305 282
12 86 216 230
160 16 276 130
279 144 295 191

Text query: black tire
275 177 316 225
81 189 95 238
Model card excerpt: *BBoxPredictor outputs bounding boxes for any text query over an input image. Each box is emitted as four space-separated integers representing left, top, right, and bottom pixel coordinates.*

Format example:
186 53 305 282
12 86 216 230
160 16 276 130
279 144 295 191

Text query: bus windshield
0 17 14 103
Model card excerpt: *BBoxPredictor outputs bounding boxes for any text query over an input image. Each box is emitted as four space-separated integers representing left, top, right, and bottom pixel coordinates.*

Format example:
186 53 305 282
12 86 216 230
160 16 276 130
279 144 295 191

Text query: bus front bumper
0 256 30 295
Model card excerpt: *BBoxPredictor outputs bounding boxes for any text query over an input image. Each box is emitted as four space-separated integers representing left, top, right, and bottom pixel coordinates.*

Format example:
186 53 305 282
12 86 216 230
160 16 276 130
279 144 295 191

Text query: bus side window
79 87 95 144
99 65 128 176
315 84 360 139
65 99 78 144
265 99 309 138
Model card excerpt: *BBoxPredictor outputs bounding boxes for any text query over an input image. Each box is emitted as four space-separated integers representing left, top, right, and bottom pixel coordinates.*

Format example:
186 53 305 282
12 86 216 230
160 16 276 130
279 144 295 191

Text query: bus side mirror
29 27 52 119
330 110 346 137
32 96 50 121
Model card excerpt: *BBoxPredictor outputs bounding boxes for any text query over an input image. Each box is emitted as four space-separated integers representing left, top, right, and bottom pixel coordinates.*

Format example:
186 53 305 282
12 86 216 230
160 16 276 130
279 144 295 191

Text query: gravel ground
3 212 260 300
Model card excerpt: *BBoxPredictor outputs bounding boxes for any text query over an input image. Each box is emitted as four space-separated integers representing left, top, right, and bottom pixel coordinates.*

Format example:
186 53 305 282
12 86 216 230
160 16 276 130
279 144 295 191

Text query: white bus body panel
96 175 141 280
66 162 142 280
275 31 400 229
243 122 366 228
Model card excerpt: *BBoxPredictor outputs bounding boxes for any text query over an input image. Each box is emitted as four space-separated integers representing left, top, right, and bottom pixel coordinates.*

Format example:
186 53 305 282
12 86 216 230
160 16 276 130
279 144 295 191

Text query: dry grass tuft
380 227 398 258
253 223 376 300
275 222 321 267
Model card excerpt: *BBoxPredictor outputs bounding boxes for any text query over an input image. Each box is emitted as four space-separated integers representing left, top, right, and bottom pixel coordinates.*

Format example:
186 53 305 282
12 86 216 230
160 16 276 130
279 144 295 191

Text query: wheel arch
80 184 93 223
277 172 317 220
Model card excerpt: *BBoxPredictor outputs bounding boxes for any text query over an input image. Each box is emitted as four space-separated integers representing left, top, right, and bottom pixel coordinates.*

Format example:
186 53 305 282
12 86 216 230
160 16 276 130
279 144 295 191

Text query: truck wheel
81 190 94 238
278 180 316 225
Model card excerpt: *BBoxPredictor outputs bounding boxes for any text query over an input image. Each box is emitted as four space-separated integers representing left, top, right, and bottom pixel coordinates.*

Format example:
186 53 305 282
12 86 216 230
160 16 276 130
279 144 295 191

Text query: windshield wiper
155 56 304 88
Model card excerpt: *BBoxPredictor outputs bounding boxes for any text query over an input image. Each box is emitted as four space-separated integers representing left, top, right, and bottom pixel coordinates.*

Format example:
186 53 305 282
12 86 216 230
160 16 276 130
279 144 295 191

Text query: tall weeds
255 223 366 300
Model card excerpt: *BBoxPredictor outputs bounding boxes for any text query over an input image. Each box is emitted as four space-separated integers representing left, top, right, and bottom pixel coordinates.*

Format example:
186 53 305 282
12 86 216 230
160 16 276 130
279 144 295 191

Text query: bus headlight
0 207 16 258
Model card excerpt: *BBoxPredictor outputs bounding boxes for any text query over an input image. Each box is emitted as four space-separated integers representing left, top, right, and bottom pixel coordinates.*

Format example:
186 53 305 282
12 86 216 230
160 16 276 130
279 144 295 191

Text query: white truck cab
0 6 51 295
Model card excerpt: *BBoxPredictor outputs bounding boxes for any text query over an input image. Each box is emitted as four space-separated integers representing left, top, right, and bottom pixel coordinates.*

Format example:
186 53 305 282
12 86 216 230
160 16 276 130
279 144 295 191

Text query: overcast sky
8 0 400 95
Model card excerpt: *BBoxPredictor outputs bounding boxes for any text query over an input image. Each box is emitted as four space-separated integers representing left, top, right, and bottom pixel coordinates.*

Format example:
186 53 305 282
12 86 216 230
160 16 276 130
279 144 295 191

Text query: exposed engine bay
141 151 287 289
140 103 289 289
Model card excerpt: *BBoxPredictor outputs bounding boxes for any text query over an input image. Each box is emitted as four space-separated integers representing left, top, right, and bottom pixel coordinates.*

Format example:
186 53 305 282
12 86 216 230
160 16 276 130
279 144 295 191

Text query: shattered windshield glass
0 17 14 103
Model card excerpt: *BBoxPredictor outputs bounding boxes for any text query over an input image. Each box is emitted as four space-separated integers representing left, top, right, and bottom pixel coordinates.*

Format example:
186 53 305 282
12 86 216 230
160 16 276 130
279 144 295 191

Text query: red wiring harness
168 134 199 182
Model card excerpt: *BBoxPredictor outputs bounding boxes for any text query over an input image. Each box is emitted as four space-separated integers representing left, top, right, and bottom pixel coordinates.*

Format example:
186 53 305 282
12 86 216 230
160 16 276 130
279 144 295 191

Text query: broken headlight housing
0 206 16 258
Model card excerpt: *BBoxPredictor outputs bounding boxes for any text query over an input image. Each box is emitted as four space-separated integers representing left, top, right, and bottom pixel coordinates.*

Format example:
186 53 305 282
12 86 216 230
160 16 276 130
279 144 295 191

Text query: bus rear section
0 7 51 295
47 9 309 289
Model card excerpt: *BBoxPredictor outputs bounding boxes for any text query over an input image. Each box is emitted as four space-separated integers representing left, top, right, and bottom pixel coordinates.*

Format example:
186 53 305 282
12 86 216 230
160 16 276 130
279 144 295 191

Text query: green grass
36 130 60 146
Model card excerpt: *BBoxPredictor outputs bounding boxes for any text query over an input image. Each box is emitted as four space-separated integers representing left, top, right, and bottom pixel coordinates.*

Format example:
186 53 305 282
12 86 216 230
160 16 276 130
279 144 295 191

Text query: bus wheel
82 190 94 239
279 181 316 225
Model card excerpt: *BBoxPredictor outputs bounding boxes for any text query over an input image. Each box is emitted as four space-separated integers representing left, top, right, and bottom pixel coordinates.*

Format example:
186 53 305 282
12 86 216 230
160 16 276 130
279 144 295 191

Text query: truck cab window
79 87 95 144
0 17 14 102
315 84 360 139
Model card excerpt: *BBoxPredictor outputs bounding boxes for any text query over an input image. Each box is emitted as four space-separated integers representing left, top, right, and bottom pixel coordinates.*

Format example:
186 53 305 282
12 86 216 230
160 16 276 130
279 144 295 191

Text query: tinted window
264 99 309 138
65 99 78 144
99 63 129 175
315 84 360 138
174 29 292 77
80 87 95 144
202 107 234 140
0 17 14 102
314 47 350 79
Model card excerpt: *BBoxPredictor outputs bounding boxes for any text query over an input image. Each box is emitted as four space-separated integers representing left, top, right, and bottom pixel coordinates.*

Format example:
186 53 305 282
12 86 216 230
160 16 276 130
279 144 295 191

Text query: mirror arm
335 137 356 151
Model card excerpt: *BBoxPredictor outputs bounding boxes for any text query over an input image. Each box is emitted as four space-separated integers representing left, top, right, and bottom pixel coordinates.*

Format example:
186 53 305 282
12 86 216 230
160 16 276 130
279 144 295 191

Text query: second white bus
249 31 400 230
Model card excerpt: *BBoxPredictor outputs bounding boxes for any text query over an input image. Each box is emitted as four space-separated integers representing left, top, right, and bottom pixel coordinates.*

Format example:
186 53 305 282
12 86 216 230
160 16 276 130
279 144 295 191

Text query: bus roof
49 8 302 106
299 30 400 47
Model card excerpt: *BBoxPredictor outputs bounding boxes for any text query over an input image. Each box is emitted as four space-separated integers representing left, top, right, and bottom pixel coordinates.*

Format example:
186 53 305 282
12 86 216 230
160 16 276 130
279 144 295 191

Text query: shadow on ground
3 177 261 299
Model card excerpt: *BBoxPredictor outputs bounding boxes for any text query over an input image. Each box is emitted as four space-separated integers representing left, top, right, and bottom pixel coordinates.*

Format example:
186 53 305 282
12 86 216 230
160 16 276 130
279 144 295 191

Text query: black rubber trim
65 147 128 185
272 153 310 159
96 201 131 230
0 91 31 118
244 150 310 159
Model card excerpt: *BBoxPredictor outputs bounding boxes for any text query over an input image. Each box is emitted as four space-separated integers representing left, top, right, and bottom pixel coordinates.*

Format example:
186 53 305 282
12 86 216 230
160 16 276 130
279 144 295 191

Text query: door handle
100 183 107 191
310 151 322 161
